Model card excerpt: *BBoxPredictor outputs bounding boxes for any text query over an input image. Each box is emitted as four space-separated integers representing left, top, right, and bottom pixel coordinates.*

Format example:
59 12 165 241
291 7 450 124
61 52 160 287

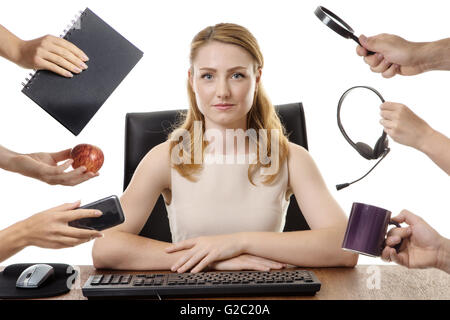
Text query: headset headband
337 85 387 150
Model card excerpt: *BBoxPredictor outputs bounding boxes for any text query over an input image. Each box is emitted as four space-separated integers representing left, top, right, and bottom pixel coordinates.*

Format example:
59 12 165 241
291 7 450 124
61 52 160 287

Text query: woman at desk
92 23 358 273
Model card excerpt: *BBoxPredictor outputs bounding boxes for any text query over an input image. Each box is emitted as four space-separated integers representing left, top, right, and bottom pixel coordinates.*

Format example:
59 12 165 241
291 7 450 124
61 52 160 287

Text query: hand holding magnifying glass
314 6 375 55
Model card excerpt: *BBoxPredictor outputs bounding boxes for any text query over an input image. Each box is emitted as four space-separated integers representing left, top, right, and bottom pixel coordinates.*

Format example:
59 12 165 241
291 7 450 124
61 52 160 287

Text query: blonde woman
92 23 358 272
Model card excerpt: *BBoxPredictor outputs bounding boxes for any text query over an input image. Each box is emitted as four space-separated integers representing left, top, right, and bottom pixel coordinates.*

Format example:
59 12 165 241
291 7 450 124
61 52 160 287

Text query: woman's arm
239 142 358 267
92 141 186 270
166 143 357 273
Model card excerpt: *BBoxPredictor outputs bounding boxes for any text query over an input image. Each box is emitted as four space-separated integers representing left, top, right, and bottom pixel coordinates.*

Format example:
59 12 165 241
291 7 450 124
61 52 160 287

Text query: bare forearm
0 25 23 63
0 145 20 172
423 38 450 71
418 129 450 175
92 231 185 271
437 237 450 274
0 221 28 263
241 228 358 267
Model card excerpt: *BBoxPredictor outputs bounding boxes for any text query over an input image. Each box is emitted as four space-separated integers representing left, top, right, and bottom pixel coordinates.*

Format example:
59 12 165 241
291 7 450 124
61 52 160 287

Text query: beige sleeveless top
165 153 292 243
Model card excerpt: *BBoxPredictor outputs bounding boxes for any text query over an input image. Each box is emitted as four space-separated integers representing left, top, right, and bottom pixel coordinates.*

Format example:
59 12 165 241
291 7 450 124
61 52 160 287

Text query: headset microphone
336 148 390 190
336 86 390 191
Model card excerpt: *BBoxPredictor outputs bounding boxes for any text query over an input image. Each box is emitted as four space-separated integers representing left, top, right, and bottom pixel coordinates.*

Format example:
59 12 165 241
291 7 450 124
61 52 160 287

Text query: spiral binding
21 9 87 90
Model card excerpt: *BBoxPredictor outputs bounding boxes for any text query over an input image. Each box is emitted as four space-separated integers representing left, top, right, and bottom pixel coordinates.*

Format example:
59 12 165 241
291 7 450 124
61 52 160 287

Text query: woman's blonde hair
168 23 290 186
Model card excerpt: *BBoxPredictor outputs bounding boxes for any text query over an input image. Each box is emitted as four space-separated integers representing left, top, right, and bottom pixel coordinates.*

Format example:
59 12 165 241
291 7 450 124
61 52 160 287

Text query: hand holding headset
336 86 390 190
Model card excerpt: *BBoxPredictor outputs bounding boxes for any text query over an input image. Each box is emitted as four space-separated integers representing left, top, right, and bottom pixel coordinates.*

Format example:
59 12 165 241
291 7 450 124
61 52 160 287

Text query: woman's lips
213 104 234 110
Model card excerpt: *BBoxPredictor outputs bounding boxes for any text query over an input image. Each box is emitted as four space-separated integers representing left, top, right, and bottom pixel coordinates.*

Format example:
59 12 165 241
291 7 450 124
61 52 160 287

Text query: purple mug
342 202 402 257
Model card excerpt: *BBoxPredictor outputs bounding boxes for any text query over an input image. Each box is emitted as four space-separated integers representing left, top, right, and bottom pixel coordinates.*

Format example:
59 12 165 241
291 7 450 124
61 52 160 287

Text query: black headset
336 86 390 190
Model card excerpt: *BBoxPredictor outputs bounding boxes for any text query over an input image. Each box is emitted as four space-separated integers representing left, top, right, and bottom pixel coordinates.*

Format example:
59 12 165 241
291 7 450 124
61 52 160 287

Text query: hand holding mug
381 210 444 269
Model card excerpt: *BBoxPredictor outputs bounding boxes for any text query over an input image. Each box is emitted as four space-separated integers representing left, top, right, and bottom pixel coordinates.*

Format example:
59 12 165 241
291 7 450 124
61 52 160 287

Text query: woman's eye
231 73 245 79
201 73 213 80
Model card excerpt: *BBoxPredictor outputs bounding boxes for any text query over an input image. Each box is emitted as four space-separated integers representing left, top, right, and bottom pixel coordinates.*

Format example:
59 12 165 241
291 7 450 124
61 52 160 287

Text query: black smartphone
68 195 125 231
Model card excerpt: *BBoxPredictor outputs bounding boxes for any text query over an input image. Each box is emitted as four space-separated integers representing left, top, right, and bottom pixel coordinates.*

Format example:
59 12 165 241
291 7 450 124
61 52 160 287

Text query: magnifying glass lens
314 6 375 55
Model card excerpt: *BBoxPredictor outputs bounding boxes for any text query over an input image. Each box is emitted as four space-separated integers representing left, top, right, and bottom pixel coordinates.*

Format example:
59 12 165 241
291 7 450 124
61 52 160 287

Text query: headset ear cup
355 142 375 160
373 137 387 158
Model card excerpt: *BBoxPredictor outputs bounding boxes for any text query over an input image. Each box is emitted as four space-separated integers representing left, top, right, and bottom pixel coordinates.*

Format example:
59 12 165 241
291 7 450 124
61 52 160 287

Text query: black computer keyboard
82 270 321 299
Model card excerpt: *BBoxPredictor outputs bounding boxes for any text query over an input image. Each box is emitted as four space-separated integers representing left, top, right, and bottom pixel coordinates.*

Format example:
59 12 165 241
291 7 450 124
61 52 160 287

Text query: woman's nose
216 78 231 99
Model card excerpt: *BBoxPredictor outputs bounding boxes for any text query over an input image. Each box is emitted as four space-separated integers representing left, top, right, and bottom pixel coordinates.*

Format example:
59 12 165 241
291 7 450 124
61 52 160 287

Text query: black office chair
124 103 310 242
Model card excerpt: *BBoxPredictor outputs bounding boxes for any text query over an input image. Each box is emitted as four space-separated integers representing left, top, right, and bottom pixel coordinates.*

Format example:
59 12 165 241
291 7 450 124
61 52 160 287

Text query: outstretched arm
356 33 450 78
0 201 103 263
379 102 450 175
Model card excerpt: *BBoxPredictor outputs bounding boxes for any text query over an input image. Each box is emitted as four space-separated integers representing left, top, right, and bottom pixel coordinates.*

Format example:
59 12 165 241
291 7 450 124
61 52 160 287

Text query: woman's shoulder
287 141 310 161
143 140 171 160
286 141 317 173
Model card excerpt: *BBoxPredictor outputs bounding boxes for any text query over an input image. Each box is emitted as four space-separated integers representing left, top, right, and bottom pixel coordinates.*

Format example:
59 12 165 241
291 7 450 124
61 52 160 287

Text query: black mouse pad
0 263 77 299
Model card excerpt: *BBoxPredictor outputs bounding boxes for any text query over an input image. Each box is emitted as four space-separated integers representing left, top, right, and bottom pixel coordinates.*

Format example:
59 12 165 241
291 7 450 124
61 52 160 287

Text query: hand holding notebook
17 34 89 77
0 24 88 77
21 8 143 135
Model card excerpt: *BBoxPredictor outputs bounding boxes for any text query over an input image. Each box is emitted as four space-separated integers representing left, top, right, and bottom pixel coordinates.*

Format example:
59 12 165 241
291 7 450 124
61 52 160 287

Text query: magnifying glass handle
350 34 375 55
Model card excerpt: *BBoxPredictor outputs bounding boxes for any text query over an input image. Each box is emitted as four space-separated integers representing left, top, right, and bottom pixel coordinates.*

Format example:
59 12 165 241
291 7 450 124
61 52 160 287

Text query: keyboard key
144 279 154 286
121 275 131 284
101 275 112 285
111 275 122 284
133 280 144 286
90 275 103 285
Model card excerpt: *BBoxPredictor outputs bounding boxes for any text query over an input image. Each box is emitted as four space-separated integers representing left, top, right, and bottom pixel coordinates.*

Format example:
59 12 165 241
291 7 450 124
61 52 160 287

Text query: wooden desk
2 265 449 300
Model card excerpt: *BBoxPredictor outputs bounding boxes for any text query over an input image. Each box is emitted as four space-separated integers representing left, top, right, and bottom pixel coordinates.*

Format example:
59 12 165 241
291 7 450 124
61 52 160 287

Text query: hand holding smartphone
69 195 125 231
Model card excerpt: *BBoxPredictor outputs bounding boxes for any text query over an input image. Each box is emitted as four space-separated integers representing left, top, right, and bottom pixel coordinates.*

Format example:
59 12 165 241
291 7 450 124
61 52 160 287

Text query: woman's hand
21 201 104 249
165 233 247 273
11 148 98 186
16 34 88 77
209 254 286 272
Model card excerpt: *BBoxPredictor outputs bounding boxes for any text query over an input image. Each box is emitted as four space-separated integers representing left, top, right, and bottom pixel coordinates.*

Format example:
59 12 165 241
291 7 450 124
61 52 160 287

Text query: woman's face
190 41 261 129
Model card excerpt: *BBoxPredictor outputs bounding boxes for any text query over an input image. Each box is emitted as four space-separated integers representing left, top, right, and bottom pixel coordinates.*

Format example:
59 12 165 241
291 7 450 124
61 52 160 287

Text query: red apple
70 144 104 173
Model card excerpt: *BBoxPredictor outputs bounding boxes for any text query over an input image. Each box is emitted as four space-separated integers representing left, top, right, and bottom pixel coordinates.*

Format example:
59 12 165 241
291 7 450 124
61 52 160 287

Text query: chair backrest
124 103 310 242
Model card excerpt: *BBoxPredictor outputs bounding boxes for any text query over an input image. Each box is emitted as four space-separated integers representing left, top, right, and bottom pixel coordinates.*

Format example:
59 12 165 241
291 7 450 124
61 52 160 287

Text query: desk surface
2 265 449 300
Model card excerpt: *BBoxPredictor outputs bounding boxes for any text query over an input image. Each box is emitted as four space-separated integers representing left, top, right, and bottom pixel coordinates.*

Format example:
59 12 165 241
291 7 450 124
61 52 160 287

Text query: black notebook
21 8 143 136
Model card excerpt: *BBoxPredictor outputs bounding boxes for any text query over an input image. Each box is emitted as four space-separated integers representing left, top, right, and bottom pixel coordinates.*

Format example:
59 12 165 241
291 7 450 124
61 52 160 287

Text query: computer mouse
16 264 55 289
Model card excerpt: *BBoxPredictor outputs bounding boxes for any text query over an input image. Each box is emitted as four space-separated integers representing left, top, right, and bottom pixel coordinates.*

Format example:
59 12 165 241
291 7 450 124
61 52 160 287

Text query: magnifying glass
314 6 375 55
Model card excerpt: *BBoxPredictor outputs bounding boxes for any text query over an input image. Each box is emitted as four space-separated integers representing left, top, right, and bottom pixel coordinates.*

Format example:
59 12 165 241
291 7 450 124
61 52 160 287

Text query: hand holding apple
71 144 104 173
7 148 99 186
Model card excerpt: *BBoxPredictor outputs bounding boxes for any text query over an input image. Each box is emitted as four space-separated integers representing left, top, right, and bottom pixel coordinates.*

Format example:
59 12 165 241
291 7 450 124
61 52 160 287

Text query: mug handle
385 220 404 253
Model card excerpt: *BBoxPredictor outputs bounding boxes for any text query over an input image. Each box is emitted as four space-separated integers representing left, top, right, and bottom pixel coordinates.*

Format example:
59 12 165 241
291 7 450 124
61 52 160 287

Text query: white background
0 0 448 267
